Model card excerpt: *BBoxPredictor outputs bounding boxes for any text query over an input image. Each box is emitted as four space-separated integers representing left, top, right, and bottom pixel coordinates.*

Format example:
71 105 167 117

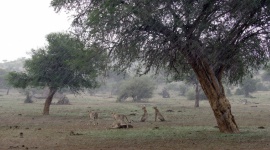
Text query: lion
153 106 165 121
88 110 98 125
111 112 131 128
140 105 148 122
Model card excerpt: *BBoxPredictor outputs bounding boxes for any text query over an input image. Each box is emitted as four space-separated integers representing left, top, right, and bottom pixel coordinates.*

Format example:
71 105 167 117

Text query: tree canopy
51 0 270 133
8 32 105 91
7 32 106 114
51 0 270 82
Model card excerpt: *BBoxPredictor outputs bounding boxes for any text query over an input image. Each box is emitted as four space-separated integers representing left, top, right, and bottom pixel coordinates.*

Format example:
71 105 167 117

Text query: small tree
240 77 258 98
25 92 33 103
161 88 170 98
7 32 105 115
175 72 202 107
179 83 189 96
117 76 155 102
186 87 207 100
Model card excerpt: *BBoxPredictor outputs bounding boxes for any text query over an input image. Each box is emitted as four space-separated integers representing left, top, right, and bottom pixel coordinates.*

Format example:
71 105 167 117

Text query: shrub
186 88 207 100
116 76 155 102
186 89 195 100
179 83 189 96
161 88 170 98
56 96 70 105
165 82 180 91
24 91 33 103
234 88 244 95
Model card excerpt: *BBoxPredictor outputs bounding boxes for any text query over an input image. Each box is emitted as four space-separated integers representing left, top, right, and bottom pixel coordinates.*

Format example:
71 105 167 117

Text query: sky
0 0 71 62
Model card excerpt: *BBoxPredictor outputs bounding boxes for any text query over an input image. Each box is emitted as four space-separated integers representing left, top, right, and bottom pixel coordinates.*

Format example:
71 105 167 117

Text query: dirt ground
1 91 270 150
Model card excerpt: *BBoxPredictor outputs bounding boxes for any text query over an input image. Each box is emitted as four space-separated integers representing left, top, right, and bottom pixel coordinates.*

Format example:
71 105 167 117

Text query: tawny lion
140 105 148 122
88 110 99 125
153 106 165 122
111 112 131 128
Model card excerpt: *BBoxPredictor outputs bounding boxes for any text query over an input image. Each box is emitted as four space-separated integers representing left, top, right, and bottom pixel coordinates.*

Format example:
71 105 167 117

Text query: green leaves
51 0 270 83
8 32 106 93
7 72 30 89
117 76 155 102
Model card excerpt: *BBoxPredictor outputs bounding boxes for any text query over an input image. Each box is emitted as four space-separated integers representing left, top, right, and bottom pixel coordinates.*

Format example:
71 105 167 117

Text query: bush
165 82 180 91
240 77 258 97
186 89 195 100
161 88 170 98
24 91 33 103
186 88 207 100
116 76 155 102
56 96 70 105
234 88 244 95
179 83 189 96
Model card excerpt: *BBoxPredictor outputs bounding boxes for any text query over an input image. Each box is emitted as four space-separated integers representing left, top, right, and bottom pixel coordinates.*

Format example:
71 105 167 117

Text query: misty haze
1 1 270 150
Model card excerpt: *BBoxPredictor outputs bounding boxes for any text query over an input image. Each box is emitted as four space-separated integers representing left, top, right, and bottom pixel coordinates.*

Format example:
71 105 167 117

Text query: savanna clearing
1 90 270 150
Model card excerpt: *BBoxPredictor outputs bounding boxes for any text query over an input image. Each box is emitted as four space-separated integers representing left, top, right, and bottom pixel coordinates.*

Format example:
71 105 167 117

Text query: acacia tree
7 32 106 115
171 70 202 107
240 77 258 98
51 0 270 133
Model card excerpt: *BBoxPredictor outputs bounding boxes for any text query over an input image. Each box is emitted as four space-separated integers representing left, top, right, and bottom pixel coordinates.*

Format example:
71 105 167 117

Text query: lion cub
88 110 98 125
153 106 165 122
140 106 148 122
111 112 131 128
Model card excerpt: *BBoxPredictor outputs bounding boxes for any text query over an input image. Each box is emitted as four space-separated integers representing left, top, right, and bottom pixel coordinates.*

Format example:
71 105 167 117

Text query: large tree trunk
43 87 57 115
191 59 239 133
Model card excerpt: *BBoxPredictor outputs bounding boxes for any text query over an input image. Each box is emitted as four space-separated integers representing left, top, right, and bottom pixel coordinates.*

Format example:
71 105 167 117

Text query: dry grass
1 89 270 150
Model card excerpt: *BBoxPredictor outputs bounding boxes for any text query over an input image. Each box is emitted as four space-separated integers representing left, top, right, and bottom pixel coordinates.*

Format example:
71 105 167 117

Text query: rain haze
1 1 270 150
0 0 71 62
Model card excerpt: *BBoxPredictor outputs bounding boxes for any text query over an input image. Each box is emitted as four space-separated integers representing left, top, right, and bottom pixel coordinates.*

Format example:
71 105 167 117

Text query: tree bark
191 58 239 133
43 87 57 115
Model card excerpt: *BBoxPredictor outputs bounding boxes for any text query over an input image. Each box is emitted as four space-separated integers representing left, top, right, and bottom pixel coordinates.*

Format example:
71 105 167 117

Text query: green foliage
165 82 180 92
240 77 259 97
186 88 207 101
56 96 70 105
7 72 30 89
234 88 244 95
160 88 170 98
24 91 33 103
179 83 189 96
7 32 106 93
116 76 155 102
51 0 270 84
